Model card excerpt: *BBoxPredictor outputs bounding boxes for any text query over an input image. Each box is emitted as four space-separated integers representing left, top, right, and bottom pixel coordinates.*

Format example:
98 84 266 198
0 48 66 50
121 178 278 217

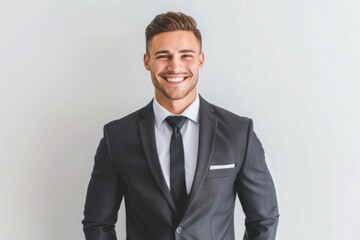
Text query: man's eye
157 55 169 59
182 54 193 58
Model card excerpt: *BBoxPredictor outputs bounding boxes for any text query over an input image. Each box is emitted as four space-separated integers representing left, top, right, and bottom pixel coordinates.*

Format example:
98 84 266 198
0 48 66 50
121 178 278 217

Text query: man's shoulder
201 97 251 125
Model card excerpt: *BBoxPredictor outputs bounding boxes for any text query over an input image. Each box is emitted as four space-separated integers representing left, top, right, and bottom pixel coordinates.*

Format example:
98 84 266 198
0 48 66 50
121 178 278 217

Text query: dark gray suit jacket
82 96 279 240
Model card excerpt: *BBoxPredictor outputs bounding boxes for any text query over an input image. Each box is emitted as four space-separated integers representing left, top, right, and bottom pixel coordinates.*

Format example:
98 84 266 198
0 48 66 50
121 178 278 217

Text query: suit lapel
138 101 177 214
183 97 218 217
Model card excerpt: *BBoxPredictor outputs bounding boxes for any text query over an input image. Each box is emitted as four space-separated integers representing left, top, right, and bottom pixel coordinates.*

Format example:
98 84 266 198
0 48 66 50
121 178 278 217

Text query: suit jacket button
176 227 182 234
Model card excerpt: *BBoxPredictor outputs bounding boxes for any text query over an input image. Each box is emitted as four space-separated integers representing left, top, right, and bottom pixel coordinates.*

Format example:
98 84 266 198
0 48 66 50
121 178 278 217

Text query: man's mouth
161 74 191 83
164 77 187 83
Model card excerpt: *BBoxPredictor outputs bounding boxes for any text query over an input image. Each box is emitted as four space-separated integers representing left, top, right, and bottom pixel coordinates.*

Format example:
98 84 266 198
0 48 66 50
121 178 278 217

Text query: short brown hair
145 12 202 53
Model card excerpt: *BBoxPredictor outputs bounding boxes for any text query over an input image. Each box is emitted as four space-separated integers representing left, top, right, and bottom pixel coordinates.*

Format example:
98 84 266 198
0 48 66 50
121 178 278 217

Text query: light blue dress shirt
153 95 200 194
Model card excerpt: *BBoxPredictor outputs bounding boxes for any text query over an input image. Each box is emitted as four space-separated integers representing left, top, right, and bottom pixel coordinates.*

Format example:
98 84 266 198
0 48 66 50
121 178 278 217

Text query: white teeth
166 77 185 82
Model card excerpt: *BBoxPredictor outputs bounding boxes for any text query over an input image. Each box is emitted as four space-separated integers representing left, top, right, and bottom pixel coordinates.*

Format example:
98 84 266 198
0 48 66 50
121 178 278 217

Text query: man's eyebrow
179 49 196 53
154 49 197 55
155 50 170 55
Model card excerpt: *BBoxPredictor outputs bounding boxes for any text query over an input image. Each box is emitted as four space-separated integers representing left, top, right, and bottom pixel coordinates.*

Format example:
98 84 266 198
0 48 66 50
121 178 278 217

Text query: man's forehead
148 31 201 53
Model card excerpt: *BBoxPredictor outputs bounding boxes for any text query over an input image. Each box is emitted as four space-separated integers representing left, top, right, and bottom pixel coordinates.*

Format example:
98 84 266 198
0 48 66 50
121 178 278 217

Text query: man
82 12 279 240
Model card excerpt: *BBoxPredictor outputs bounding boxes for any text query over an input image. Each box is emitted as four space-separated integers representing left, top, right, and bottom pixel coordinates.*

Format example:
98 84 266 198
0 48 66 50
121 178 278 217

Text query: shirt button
176 227 182 234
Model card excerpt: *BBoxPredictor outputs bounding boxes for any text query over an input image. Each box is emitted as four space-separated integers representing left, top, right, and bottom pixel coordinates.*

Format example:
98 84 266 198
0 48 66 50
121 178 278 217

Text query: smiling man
82 12 279 240
144 27 204 114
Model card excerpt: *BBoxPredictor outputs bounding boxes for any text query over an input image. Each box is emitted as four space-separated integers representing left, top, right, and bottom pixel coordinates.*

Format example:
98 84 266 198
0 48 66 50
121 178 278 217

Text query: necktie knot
165 116 187 131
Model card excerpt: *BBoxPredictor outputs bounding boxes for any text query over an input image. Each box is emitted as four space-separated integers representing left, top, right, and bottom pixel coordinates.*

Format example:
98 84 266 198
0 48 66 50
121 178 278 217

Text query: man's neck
155 91 197 115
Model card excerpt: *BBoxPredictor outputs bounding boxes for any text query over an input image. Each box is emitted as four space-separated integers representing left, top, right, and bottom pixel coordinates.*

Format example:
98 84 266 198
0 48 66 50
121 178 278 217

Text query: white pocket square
209 164 235 170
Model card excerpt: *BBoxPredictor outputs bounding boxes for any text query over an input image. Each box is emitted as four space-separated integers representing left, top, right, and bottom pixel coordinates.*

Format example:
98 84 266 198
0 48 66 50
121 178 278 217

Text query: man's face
144 31 204 103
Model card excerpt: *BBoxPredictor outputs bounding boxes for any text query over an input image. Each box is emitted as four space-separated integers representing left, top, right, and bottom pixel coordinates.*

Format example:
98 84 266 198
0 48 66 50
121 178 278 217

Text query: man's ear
199 52 205 69
144 53 150 71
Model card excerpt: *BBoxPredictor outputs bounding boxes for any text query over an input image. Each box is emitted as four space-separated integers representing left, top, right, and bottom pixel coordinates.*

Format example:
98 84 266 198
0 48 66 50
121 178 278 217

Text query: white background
1 0 359 239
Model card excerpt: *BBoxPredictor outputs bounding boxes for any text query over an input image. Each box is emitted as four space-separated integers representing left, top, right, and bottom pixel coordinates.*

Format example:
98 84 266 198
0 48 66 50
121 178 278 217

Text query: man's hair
145 12 202 53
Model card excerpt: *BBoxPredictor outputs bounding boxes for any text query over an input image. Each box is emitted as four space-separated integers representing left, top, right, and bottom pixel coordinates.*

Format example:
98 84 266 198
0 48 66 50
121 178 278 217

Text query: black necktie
165 116 188 216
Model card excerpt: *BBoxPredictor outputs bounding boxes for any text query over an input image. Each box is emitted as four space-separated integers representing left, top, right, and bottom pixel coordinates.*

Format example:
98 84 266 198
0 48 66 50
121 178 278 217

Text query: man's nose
167 57 182 71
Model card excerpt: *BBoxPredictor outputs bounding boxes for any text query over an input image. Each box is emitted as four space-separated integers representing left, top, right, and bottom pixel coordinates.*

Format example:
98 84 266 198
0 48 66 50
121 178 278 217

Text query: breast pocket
205 164 240 179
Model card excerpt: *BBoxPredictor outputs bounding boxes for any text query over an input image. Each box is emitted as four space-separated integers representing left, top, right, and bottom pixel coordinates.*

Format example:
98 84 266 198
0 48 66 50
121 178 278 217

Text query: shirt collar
153 94 200 128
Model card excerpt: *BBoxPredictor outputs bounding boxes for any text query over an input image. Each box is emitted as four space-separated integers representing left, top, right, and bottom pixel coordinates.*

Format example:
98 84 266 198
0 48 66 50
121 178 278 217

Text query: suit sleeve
235 119 279 240
82 126 124 240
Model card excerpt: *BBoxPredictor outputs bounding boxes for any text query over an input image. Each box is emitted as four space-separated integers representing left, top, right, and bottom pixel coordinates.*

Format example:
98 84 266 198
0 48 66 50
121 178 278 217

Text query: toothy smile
165 77 187 83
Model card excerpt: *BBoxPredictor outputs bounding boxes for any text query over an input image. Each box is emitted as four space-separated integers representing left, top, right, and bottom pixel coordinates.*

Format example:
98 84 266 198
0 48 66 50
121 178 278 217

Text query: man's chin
154 83 197 102
163 89 197 101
